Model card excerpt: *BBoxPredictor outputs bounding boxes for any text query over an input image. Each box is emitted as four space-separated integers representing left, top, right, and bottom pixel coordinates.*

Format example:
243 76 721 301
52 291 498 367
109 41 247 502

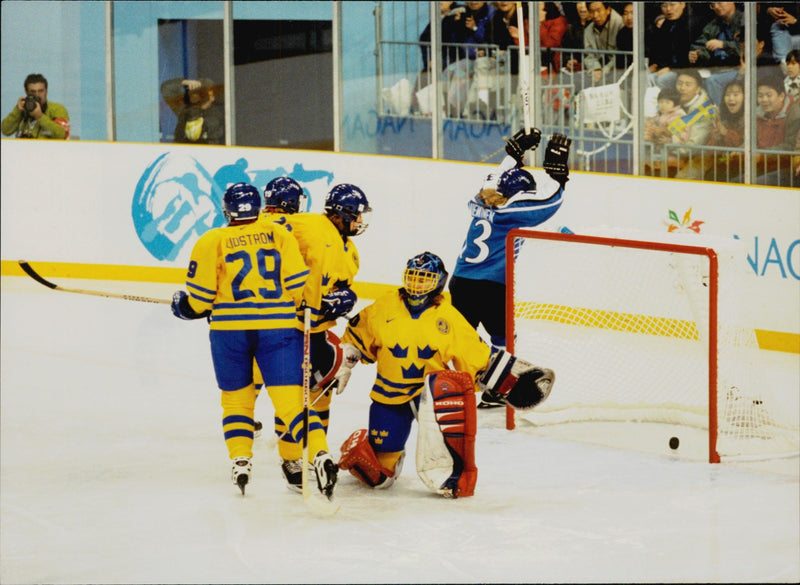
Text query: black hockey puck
669 436 680 450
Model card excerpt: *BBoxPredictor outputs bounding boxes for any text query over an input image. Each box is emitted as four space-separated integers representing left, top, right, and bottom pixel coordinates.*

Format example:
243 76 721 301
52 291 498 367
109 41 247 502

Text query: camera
24 95 40 113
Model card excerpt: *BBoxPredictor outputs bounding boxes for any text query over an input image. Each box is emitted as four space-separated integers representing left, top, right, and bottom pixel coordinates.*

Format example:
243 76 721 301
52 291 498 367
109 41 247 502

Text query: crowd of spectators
411 2 799 185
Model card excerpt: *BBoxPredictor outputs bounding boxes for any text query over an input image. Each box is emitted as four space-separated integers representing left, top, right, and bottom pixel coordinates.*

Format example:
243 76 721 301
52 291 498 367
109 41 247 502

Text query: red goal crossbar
504 228 721 463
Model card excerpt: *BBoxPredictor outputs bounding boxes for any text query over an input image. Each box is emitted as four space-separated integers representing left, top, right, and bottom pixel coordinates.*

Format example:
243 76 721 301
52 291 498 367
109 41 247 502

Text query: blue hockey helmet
324 183 372 236
263 176 307 214
497 168 536 197
402 251 449 309
223 182 261 221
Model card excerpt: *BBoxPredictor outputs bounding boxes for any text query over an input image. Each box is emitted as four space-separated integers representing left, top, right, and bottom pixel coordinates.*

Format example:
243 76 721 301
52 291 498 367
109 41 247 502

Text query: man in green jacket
2 73 70 139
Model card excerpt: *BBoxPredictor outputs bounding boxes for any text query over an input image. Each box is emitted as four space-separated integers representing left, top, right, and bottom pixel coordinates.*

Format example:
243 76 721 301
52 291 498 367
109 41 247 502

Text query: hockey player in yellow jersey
333 252 555 498
170 182 338 498
257 177 370 493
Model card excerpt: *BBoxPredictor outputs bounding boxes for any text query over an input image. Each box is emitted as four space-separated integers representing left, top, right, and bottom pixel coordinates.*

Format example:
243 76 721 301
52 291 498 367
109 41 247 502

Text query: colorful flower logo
666 207 704 233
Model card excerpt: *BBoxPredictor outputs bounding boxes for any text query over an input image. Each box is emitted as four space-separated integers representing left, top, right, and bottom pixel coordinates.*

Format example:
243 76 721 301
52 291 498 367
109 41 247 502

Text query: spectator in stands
540 2 569 72
648 2 704 90
438 1 495 118
784 49 800 100
673 68 716 146
560 2 590 73
457 1 496 59
754 72 800 185
615 3 634 70
644 87 687 149
688 2 743 107
415 2 468 115
763 3 800 64
583 2 624 85
756 72 800 151
678 79 744 181
461 1 510 118
486 1 528 74
558 2 622 101
161 77 224 144
419 2 467 73
1 73 69 139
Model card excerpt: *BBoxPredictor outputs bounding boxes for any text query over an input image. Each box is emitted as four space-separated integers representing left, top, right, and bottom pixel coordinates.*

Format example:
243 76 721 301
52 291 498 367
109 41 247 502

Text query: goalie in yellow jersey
170 182 338 498
333 251 555 498
256 177 370 493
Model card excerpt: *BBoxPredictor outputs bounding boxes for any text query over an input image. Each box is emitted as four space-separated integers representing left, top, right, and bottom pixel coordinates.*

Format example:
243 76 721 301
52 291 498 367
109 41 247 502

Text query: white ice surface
1 275 798 584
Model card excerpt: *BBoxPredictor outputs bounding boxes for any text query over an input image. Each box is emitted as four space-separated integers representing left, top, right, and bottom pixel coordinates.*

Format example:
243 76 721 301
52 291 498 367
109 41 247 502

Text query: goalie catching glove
542 133 571 186
505 127 542 166
477 348 554 411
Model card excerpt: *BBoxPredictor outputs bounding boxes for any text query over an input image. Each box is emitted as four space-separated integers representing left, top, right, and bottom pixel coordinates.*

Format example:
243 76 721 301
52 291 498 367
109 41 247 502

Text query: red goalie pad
338 429 393 488
426 370 478 497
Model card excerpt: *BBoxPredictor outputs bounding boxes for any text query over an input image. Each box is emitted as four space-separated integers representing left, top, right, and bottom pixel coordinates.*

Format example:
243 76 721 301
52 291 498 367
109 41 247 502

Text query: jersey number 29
225 249 283 300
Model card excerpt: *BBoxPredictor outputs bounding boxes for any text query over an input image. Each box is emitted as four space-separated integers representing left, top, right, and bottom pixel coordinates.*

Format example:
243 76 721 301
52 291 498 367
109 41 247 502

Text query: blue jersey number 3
464 219 492 264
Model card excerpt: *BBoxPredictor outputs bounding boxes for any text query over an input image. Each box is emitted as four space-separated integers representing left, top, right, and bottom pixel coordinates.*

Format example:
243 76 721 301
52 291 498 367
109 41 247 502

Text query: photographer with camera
160 77 224 145
2 73 70 139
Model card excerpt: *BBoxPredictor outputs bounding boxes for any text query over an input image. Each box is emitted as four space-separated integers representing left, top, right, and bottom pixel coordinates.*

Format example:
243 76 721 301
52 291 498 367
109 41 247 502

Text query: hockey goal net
505 228 799 462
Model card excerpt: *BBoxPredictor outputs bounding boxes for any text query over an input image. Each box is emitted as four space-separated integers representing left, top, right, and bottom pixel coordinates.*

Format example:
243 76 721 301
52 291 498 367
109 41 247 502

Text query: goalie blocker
478 348 554 410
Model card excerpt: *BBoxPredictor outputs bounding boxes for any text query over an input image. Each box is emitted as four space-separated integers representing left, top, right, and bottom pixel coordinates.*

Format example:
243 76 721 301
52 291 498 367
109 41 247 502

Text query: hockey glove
543 133 572 185
171 290 211 320
505 127 542 166
478 348 555 411
320 287 357 322
332 343 361 394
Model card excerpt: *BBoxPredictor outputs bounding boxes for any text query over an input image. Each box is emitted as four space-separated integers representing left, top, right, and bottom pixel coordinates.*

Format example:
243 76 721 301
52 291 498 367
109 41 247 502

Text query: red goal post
504 228 798 463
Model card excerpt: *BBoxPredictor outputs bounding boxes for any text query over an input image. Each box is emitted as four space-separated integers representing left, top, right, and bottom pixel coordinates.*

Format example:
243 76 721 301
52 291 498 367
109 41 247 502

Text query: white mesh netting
509 228 799 461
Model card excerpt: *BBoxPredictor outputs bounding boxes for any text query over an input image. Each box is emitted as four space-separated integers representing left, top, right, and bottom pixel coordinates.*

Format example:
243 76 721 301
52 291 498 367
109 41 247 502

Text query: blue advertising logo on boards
131 153 334 261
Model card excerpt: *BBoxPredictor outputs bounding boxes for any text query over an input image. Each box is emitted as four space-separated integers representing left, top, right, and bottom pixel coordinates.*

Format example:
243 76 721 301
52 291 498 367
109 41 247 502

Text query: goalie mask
402 251 448 310
223 182 261 221
263 176 307 214
325 183 372 236
497 168 536 198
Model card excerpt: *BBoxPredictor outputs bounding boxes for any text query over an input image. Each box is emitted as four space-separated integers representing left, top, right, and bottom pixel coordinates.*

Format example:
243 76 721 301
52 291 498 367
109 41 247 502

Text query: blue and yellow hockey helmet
223 182 261 221
263 176 306 214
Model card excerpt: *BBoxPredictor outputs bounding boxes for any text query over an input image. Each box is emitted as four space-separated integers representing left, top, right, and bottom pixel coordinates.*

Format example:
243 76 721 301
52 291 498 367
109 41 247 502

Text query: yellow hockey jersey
185 218 309 330
268 212 360 332
342 290 492 405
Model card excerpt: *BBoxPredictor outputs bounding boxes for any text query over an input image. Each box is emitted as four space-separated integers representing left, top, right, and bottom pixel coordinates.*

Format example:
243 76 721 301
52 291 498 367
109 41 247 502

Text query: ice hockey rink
1 274 798 584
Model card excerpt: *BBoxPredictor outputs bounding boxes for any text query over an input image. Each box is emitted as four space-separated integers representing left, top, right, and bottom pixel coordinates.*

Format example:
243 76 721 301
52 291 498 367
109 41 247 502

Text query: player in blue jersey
449 129 572 407
170 182 338 498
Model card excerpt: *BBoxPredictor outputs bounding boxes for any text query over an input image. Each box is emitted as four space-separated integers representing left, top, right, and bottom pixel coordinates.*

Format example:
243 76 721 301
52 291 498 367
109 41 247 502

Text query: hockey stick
300 306 340 516
301 306 312 505
516 2 532 136
18 260 170 305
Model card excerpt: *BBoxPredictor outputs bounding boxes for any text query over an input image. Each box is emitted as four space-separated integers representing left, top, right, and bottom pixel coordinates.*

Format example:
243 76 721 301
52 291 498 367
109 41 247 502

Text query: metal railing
375 36 798 186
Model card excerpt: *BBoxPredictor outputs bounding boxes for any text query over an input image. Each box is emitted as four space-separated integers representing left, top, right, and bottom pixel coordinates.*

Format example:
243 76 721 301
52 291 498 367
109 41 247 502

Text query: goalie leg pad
338 429 395 488
479 349 555 411
416 370 478 498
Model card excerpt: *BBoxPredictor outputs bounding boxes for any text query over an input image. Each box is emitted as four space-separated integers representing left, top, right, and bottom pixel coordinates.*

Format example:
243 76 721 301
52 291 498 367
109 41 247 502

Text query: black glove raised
505 128 542 165
543 133 572 185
